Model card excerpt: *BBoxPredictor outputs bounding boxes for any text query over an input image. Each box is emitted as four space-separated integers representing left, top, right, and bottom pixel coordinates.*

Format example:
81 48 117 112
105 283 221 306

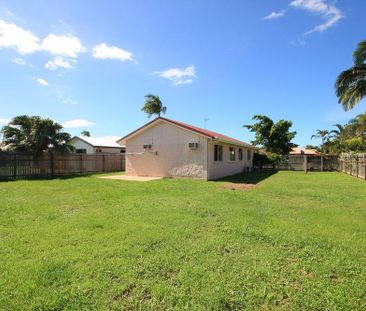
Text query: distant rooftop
72 136 124 148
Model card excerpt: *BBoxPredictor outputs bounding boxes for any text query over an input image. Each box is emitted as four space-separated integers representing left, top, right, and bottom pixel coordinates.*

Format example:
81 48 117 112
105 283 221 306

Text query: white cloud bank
62 119 94 128
0 19 41 54
0 19 86 70
11 57 26 65
92 43 134 62
290 0 343 34
0 118 10 125
263 10 286 20
45 56 75 70
154 65 197 85
36 77 49 86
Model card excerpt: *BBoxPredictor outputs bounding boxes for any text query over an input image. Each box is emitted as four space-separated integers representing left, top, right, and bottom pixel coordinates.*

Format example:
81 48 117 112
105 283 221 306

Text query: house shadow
215 170 278 184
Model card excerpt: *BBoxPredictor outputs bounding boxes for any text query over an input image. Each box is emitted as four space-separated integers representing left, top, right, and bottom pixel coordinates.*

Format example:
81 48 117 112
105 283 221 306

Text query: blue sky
0 0 365 147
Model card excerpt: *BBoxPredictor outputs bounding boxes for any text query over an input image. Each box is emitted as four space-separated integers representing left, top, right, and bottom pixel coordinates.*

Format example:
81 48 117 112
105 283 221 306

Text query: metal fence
339 154 366 180
261 155 339 172
0 152 125 181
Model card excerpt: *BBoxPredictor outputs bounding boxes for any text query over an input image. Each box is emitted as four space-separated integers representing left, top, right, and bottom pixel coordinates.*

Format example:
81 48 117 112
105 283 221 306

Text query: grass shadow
216 170 278 184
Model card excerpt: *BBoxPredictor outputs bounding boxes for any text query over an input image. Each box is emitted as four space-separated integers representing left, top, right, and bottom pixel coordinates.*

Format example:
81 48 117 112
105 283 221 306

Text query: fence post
51 153 54 177
13 153 17 180
356 155 359 178
103 154 106 172
80 154 83 174
364 154 366 180
304 155 307 174
320 155 323 172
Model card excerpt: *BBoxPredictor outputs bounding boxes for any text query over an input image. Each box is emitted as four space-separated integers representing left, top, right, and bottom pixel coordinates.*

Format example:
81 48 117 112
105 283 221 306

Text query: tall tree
141 94 167 118
335 39 366 110
244 115 297 154
81 130 90 137
1 115 73 157
311 130 330 153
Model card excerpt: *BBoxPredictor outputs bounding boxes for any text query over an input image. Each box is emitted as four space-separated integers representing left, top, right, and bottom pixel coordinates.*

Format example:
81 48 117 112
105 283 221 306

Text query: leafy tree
1 115 73 157
141 94 167 118
81 130 90 137
335 40 366 110
305 144 320 151
244 115 297 154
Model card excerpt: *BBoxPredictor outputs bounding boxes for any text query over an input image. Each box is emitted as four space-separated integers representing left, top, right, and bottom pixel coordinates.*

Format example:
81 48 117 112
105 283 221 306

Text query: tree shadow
215 170 278 184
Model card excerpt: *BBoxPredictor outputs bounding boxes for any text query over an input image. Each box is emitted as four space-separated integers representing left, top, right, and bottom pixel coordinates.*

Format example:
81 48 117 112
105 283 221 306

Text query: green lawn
0 172 365 310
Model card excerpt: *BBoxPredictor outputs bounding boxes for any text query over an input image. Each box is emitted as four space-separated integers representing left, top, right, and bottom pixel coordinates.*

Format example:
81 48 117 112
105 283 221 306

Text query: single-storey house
69 136 125 154
117 117 255 180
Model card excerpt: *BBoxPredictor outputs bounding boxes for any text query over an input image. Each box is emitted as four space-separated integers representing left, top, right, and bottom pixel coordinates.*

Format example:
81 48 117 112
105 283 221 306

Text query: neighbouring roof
290 147 320 155
71 136 125 148
117 117 255 148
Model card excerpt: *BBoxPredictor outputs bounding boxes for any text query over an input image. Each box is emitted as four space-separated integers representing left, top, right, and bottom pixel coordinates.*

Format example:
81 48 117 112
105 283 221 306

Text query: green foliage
0 172 365 309
244 115 297 154
81 130 90 137
335 39 366 110
1 115 73 157
141 94 167 118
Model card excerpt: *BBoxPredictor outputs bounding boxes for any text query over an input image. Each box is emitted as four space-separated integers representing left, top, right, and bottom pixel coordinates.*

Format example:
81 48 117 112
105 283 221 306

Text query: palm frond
353 40 366 66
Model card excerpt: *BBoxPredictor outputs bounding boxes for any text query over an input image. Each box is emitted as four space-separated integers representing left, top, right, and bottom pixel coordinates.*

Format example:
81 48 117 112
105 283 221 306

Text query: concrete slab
98 175 163 182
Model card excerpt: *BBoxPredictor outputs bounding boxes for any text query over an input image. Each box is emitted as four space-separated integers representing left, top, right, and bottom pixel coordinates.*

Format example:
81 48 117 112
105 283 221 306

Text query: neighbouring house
290 147 320 156
69 136 125 154
117 117 255 180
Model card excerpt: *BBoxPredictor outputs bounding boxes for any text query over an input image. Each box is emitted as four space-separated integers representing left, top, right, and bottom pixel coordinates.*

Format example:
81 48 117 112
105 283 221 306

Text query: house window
214 145 223 162
229 147 236 161
238 148 243 161
76 149 86 154
96 148 102 153
247 149 252 161
120 149 125 153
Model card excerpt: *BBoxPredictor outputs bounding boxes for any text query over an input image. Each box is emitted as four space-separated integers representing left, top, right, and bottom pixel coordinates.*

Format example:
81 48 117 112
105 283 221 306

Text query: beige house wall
125 121 208 179
207 142 253 180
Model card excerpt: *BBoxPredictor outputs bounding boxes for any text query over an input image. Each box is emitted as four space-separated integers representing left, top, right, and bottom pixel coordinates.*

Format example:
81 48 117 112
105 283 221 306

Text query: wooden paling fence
0 152 125 181
339 154 366 180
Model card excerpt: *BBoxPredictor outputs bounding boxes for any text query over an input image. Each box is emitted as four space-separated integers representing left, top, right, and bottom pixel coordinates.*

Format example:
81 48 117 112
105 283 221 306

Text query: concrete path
98 175 162 182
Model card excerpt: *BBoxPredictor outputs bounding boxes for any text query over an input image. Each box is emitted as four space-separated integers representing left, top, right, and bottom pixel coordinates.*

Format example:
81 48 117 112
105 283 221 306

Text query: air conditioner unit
143 144 152 149
188 142 199 150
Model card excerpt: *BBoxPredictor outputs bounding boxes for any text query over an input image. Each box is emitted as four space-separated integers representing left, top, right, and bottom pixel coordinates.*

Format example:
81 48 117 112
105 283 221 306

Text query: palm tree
81 130 90 137
141 94 167 118
329 124 346 154
1 115 73 157
335 40 366 111
355 113 366 136
311 130 330 153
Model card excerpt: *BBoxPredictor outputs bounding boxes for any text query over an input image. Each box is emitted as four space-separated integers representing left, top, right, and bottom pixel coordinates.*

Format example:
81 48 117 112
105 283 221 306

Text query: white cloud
0 19 41 54
61 98 78 105
42 34 85 58
11 57 26 65
62 119 94 128
45 56 75 70
36 77 49 86
263 10 286 20
290 0 343 35
0 118 10 125
92 43 134 62
154 65 197 85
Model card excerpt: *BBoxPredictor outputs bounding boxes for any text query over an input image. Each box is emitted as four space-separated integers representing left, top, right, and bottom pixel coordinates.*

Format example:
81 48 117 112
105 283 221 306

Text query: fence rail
0 152 125 181
339 154 366 180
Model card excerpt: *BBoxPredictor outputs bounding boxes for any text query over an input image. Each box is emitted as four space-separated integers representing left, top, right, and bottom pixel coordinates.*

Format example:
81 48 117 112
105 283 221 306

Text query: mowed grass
0 172 365 310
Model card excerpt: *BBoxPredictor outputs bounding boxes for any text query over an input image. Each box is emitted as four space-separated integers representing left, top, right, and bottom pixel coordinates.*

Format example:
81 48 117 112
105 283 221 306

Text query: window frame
247 149 252 161
214 144 223 162
229 147 236 161
238 148 243 161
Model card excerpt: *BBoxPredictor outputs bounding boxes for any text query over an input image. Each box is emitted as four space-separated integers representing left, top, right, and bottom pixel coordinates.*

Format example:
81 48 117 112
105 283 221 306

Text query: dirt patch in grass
219 183 257 191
